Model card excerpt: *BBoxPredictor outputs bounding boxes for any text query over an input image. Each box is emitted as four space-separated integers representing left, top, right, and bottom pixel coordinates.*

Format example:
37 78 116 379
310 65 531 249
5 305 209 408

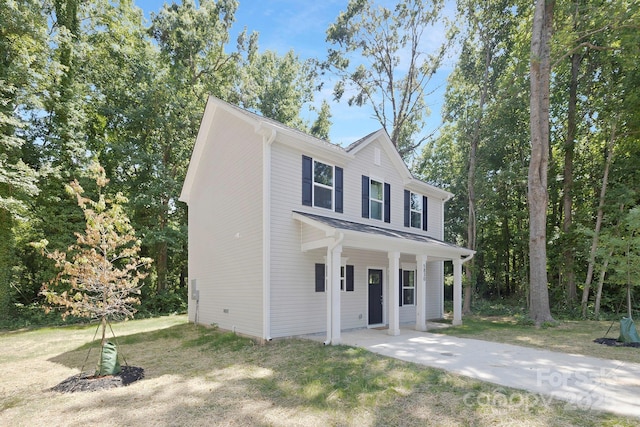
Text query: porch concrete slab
336 327 640 419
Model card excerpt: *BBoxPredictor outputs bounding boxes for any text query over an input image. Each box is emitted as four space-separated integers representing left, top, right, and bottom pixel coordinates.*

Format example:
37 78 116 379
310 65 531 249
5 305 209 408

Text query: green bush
138 288 188 317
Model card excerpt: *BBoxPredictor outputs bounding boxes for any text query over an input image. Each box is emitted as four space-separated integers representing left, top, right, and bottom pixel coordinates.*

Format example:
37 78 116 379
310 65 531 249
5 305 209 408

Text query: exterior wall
270 143 326 337
426 261 444 319
187 110 263 337
268 137 447 337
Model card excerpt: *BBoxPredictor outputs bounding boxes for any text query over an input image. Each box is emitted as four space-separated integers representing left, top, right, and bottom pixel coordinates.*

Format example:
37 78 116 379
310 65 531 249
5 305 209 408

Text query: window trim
363 176 390 223
318 262 353 293
303 156 343 213
313 159 334 210
369 178 384 221
410 192 422 229
402 269 416 306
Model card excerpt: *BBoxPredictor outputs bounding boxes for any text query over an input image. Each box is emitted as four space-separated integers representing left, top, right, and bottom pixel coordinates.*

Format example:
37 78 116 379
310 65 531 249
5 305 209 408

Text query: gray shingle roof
293 210 467 252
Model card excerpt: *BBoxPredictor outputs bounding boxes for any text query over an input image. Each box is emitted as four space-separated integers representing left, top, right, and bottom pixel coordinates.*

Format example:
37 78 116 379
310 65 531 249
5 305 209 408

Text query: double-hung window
404 190 427 231
362 175 390 222
410 192 422 228
370 179 383 220
313 160 333 209
402 270 415 305
302 156 343 212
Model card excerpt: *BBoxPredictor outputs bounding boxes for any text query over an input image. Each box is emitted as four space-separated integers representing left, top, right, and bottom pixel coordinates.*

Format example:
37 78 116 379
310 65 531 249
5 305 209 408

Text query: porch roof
292 211 474 261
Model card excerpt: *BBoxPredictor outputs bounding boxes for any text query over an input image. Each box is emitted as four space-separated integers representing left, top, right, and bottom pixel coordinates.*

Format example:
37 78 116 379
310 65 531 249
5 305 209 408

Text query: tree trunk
156 196 169 292
581 120 617 317
627 283 633 320
100 315 107 348
0 210 13 323
528 0 555 326
594 249 612 319
463 28 493 315
562 51 581 302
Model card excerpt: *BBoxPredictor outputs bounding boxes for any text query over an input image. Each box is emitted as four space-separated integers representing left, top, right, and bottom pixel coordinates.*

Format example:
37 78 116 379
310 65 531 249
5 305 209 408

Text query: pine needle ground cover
1 315 636 426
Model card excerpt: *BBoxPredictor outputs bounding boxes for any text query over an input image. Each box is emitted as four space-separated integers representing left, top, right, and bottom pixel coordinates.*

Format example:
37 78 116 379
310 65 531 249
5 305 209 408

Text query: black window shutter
346 265 354 292
404 190 410 227
362 175 370 218
399 269 403 306
335 167 343 213
384 183 391 223
315 263 325 292
422 196 428 231
302 156 312 206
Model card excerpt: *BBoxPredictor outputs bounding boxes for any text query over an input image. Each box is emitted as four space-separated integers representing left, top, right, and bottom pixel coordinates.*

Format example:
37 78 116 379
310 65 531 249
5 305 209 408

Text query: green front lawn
1 315 637 426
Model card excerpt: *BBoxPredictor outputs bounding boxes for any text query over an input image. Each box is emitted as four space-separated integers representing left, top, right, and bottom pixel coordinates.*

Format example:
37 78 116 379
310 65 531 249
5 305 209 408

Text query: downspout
262 125 277 342
324 232 344 345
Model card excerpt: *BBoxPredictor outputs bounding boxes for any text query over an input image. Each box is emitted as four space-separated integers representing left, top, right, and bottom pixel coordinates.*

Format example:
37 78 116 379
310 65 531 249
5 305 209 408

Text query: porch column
415 255 428 331
453 258 463 326
330 244 342 345
388 251 401 336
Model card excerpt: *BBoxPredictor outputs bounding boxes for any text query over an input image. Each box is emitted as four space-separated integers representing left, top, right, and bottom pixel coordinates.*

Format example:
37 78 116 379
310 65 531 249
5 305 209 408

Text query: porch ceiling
292 211 474 261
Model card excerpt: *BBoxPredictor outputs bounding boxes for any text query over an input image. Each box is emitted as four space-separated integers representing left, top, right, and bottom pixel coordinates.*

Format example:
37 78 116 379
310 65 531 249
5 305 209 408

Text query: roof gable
345 128 452 201
179 96 453 203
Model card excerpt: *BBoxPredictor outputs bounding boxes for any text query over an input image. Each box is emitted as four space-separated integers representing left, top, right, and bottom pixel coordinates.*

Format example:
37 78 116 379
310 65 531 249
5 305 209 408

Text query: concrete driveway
333 327 640 418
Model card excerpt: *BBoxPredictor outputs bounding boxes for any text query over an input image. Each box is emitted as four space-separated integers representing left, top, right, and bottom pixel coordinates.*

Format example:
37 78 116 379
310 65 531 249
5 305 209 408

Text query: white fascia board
179 96 217 204
341 229 474 260
404 179 454 202
277 131 353 167
350 130 413 181
292 212 337 236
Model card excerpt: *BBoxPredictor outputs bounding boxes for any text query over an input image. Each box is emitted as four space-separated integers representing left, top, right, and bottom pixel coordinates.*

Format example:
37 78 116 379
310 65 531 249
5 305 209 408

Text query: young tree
38 163 151 350
528 0 555 325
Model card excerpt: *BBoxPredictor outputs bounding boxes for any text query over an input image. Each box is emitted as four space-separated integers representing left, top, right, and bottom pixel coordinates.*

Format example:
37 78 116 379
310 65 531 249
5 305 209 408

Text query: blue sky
135 0 456 148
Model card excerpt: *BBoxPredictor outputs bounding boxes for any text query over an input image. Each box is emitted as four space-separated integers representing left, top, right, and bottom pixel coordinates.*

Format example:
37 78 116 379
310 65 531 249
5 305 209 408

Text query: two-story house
179 96 474 344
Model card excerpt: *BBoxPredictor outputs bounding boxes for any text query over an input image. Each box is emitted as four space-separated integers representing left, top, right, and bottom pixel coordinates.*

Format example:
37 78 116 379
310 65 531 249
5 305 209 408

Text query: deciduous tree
38 162 151 348
324 0 454 159
528 0 555 325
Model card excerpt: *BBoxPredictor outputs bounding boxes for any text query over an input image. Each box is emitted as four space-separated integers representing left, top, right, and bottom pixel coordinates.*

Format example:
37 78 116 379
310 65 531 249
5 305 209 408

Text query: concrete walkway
332 327 640 418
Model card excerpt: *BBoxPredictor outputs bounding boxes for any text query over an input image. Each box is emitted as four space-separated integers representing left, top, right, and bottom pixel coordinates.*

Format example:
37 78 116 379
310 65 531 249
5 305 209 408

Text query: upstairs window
370 179 383 220
313 160 333 209
410 192 422 228
404 190 428 231
302 156 343 212
362 175 390 222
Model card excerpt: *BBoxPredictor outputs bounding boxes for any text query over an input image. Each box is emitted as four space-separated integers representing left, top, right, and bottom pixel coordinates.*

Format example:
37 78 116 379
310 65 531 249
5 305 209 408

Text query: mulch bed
594 338 640 348
50 366 145 393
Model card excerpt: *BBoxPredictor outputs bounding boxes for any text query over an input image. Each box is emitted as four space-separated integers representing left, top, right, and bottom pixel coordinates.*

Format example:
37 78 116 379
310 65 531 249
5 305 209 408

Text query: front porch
293 211 475 345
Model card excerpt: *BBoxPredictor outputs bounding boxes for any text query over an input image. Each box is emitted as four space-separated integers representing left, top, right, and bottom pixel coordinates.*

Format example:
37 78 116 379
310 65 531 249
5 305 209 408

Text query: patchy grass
439 315 640 364
1 315 637 426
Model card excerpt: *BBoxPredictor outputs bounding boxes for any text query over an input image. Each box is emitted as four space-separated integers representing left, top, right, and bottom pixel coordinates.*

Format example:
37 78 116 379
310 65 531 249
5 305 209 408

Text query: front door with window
368 269 383 325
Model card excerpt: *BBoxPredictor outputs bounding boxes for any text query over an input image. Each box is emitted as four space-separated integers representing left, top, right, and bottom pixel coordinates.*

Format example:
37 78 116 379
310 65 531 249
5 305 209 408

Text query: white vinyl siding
187 111 263 337
270 144 327 337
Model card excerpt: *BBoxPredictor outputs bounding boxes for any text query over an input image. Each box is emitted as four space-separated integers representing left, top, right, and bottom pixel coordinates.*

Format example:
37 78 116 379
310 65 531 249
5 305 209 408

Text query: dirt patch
594 338 640 348
50 366 144 393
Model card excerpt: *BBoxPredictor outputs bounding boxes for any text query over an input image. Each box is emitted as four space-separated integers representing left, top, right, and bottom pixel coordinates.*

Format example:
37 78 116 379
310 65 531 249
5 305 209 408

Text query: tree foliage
38 163 151 324
1 0 323 325
324 0 454 158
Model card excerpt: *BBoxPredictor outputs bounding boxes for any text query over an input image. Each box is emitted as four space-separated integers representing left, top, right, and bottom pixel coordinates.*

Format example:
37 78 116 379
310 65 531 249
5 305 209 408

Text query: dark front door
368 269 383 325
